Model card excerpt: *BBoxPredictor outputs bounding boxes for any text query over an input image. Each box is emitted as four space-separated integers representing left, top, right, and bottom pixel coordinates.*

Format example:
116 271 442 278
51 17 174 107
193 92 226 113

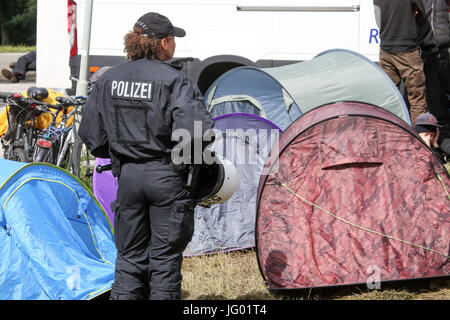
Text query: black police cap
134 12 186 39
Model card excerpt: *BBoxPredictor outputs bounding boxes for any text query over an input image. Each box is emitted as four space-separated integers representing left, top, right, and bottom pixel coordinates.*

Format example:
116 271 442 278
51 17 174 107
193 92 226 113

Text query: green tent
264 49 411 124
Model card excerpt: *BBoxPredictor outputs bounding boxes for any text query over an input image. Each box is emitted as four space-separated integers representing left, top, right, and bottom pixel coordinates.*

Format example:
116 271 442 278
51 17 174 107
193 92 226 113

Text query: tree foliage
0 0 37 46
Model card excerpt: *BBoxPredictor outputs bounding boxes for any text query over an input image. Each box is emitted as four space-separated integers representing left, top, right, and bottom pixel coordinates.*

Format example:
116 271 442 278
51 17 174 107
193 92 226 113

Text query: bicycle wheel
55 131 72 169
33 146 52 163
10 147 28 163
59 146 71 169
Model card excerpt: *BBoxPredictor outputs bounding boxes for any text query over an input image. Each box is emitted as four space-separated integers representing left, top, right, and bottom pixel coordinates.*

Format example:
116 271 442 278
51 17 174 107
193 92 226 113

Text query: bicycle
0 89 50 163
54 96 92 178
32 95 87 168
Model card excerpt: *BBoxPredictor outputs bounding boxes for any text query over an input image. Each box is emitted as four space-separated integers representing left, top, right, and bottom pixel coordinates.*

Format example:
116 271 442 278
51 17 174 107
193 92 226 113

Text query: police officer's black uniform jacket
79 57 214 162
78 56 214 300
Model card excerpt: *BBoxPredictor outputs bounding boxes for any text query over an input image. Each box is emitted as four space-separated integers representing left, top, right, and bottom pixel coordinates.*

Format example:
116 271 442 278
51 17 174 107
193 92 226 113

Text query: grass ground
181 249 272 300
181 249 450 300
0 45 36 53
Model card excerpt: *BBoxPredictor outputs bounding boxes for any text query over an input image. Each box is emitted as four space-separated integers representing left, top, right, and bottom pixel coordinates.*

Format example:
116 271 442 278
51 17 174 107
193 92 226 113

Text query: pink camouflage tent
256 101 450 291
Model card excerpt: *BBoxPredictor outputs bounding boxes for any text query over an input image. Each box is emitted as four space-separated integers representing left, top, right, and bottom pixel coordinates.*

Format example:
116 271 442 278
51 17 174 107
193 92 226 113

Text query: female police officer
79 12 214 300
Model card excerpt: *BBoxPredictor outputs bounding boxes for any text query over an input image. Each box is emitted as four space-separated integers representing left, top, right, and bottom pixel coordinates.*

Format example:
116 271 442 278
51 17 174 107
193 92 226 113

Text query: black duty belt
120 154 171 165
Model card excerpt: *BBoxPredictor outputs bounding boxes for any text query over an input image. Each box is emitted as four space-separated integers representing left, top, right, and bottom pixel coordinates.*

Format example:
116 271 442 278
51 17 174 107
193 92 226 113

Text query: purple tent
92 157 117 226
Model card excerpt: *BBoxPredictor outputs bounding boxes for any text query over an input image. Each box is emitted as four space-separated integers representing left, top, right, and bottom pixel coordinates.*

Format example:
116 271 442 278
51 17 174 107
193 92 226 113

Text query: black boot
1 69 19 83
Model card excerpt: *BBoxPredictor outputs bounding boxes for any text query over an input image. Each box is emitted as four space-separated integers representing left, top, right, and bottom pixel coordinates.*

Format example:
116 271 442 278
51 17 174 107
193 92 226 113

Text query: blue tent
204 67 302 130
0 159 116 300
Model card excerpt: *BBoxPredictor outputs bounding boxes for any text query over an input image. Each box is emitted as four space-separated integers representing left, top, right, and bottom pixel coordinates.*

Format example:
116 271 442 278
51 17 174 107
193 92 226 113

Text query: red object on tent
256 101 450 291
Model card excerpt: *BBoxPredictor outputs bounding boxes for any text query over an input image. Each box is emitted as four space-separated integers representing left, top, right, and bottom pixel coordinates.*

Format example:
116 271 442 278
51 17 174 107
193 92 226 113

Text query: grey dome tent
184 113 281 256
205 49 411 128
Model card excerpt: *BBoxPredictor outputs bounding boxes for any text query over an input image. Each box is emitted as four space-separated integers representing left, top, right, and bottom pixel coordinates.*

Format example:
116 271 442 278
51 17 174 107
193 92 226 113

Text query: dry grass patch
336 285 450 300
181 249 276 300
181 249 450 300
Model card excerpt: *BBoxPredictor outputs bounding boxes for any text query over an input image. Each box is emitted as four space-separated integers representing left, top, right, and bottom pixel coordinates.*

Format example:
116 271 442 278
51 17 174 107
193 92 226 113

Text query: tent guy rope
273 178 450 260
436 173 450 201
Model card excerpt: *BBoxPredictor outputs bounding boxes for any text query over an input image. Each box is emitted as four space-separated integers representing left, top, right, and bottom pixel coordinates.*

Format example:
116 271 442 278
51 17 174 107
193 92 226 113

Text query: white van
37 0 381 93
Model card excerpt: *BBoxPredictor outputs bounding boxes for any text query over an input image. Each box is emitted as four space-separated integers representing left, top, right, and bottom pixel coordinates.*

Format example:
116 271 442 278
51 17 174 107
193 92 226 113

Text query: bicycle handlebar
7 93 46 107
55 96 86 107
6 93 87 112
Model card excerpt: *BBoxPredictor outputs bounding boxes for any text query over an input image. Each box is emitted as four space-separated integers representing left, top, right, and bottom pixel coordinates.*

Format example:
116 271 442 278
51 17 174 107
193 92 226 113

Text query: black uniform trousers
422 49 450 143
109 159 195 300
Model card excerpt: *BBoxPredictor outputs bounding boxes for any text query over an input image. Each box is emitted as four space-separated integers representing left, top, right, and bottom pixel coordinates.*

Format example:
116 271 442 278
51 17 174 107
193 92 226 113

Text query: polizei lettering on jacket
111 80 153 100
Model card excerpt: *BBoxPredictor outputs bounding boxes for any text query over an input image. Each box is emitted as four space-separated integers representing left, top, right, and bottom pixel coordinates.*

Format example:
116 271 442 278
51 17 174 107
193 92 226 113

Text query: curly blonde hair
124 26 162 61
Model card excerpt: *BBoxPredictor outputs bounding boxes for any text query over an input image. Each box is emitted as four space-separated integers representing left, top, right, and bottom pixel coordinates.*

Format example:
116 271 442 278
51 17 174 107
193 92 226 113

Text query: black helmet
27 86 49 101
